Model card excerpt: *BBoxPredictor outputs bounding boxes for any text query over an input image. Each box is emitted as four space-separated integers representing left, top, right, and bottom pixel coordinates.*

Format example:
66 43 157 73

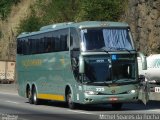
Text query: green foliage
76 0 127 21
36 0 80 24
0 0 21 20
18 0 128 32
17 14 42 34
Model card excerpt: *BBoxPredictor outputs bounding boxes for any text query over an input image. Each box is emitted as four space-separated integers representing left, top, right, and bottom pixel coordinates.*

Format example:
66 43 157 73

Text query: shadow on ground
26 100 160 111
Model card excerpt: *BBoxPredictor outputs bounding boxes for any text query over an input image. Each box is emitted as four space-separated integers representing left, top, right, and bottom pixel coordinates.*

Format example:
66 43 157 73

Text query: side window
31 38 36 54
17 38 30 55
60 29 69 51
44 36 53 53
17 39 22 54
70 28 80 82
70 28 80 50
39 35 45 54
52 29 69 52
54 35 60 51
23 39 29 55
60 35 68 51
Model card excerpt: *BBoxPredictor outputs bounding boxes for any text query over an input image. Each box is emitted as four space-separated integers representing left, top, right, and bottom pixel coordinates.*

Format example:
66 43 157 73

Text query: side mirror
138 52 147 70
79 55 85 73
138 75 145 82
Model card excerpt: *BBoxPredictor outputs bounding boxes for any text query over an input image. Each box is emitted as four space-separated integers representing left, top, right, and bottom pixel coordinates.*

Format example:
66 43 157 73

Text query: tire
66 89 76 109
112 103 123 110
28 87 33 104
33 87 41 105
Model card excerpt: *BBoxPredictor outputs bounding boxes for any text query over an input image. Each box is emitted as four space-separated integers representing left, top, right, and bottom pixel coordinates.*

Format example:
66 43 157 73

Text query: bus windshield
83 54 136 84
81 28 133 51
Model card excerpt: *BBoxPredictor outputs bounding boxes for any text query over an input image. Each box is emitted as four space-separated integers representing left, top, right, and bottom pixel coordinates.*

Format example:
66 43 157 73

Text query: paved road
0 92 160 120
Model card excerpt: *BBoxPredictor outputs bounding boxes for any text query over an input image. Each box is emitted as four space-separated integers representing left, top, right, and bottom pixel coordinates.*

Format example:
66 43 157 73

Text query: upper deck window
17 28 69 55
81 28 133 51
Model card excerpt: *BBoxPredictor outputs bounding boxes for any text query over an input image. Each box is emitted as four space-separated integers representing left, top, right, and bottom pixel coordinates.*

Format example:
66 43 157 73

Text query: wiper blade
83 81 93 84
117 48 130 53
92 81 111 86
86 47 109 54
113 79 135 83
116 48 136 54
100 47 109 54
83 81 111 85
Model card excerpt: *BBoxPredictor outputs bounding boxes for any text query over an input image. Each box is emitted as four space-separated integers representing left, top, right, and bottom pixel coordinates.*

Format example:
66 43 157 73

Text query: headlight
128 90 136 94
85 91 98 95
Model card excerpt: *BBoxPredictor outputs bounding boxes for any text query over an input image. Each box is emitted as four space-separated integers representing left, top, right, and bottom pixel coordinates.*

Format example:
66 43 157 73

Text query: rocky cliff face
0 0 33 60
125 0 160 55
0 0 159 60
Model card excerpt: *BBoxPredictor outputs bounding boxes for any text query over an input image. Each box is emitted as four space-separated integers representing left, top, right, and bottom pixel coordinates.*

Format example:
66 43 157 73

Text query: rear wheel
33 87 41 105
67 89 76 109
112 103 123 110
28 87 33 104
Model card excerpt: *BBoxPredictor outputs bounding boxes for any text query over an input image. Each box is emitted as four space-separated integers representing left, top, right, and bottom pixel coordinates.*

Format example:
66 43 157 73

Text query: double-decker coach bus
16 21 147 109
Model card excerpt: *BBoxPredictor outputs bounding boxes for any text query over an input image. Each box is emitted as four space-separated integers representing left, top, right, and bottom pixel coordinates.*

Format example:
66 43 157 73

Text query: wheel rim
33 89 37 104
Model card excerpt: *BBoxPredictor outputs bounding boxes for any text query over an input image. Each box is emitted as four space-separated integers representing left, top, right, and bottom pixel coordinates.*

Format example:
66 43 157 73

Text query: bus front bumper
82 92 139 104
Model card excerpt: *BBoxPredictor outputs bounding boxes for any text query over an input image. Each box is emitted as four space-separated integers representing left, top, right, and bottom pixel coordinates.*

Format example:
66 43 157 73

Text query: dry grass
0 0 35 60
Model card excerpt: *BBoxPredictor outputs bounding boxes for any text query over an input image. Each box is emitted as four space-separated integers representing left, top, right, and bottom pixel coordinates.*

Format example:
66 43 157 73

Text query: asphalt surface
0 92 160 120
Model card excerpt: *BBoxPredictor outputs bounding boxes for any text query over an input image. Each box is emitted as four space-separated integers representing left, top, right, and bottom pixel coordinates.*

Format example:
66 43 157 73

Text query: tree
76 0 127 21
0 0 21 20
18 0 128 32
18 14 42 33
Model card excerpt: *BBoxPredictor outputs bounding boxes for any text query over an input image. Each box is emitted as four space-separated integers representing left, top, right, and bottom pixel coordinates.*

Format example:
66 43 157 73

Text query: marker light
85 91 98 95
129 90 136 94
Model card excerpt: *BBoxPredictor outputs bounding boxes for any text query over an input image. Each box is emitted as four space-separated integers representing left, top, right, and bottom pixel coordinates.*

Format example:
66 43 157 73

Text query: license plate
109 97 118 101
155 87 160 93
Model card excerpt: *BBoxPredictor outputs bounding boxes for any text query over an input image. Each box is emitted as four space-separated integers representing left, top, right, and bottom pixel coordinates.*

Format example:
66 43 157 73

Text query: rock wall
0 0 159 60
0 0 34 61
125 0 160 55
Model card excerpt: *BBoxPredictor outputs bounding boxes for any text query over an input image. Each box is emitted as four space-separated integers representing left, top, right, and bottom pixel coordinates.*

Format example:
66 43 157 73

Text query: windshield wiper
116 48 130 53
83 81 93 84
107 47 134 54
86 47 109 54
100 47 109 54
113 79 136 83
84 81 111 86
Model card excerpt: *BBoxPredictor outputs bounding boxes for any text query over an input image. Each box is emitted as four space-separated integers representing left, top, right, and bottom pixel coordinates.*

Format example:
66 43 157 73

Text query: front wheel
112 103 123 110
67 89 76 109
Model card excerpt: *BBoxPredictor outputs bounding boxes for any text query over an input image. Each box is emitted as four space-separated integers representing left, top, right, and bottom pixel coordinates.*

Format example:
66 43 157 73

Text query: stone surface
126 0 160 55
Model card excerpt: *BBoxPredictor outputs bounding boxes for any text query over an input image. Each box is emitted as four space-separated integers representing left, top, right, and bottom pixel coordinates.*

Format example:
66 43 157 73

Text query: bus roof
17 21 129 38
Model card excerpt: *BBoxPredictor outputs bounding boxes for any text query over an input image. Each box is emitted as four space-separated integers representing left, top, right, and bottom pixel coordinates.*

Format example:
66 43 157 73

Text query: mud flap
139 79 149 105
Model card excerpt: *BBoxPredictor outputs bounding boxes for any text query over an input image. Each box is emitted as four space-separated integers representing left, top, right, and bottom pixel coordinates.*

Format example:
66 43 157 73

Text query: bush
76 0 128 21
18 0 128 32
17 14 42 34
0 0 21 20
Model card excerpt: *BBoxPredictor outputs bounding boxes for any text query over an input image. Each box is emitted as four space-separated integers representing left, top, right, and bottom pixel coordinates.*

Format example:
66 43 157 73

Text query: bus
16 21 147 109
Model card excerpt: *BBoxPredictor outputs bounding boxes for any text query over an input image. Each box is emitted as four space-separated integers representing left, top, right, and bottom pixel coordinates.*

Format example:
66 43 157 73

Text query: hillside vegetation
18 0 127 33
0 0 20 20
0 0 159 61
